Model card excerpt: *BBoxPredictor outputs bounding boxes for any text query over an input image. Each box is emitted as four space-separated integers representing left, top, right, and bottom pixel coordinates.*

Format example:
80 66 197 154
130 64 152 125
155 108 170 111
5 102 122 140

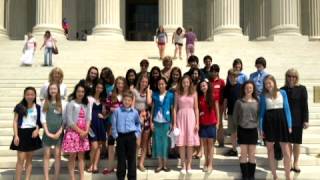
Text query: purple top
185 32 197 45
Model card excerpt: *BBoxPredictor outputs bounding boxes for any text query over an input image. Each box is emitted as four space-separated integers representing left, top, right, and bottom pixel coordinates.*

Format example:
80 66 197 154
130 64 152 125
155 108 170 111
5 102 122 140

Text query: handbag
53 46 58 55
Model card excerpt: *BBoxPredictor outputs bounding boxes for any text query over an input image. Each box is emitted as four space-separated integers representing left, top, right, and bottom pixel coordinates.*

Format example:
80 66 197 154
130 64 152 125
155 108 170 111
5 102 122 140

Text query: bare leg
108 145 115 170
207 139 214 171
186 147 193 170
53 146 61 180
239 145 248 163
201 139 208 169
43 147 51 180
25 152 34 180
266 142 277 179
16 152 26 180
89 142 98 171
139 130 150 168
231 132 237 151
93 143 102 171
248 145 256 164
68 153 76 180
78 152 85 180
280 142 292 180
293 144 300 170
178 46 182 59
173 45 178 58
179 146 186 169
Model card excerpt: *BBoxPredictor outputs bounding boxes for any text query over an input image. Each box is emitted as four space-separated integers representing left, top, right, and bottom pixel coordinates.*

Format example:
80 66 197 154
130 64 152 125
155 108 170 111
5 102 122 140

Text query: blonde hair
285 68 300 87
49 67 64 84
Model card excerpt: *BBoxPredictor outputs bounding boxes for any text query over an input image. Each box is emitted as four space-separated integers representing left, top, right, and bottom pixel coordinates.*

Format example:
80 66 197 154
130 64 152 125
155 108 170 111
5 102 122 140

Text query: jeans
44 47 53 66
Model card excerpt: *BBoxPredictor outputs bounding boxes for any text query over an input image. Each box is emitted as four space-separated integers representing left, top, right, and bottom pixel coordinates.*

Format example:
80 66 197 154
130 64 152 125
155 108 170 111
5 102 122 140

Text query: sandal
162 167 171 172
138 166 146 172
92 169 99 174
155 167 162 173
102 168 114 175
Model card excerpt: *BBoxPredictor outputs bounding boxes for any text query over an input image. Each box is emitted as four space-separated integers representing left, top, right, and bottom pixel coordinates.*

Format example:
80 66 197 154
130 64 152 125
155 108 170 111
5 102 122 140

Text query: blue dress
89 102 107 142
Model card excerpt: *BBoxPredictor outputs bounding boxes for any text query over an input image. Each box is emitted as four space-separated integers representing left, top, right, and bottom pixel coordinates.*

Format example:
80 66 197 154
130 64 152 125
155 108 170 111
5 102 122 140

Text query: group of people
11 54 308 180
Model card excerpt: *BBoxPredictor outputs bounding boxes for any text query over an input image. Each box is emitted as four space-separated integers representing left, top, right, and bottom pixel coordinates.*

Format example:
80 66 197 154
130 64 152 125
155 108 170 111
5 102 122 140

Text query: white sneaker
187 169 193 174
180 169 187 175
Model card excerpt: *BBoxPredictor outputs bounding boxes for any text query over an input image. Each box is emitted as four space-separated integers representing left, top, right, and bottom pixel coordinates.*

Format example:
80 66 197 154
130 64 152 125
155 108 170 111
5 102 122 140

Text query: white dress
21 37 36 65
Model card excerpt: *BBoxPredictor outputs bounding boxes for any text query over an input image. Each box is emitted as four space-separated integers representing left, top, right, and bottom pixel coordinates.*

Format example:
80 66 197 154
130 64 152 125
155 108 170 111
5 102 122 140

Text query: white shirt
40 82 68 101
154 94 167 123
266 92 284 110
21 105 38 129
173 33 184 44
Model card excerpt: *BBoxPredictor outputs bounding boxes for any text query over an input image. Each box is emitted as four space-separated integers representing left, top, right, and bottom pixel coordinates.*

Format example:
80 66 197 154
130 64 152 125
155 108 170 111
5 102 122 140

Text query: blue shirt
111 107 141 139
226 72 248 85
249 70 268 96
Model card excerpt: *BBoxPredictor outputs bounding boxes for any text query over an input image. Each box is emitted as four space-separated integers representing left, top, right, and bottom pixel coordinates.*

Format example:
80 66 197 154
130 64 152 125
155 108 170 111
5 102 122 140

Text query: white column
159 0 183 35
252 0 270 40
207 0 214 40
33 0 64 36
0 0 7 38
92 0 123 39
309 0 320 40
270 0 300 35
213 0 242 35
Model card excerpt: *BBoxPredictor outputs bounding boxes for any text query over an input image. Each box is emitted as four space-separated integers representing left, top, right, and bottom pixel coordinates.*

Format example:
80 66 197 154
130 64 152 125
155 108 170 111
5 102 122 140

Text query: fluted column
33 0 64 36
0 0 8 38
270 0 300 35
309 0 320 40
93 0 123 39
159 0 183 35
252 0 270 40
207 0 214 40
213 0 242 35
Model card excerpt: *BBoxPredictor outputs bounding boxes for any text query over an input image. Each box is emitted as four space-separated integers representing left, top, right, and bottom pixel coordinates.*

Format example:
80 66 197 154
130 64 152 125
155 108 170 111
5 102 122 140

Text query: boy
136 59 150 80
201 55 213 79
112 91 141 180
223 69 241 156
184 55 205 79
249 57 268 97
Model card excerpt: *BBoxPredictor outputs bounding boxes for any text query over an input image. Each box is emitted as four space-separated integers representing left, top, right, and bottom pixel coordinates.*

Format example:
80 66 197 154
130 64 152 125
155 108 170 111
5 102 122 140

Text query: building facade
0 0 319 41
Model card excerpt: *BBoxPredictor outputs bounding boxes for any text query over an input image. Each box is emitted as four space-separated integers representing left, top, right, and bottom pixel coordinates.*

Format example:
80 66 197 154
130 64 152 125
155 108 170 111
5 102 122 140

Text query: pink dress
176 93 200 146
62 107 90 152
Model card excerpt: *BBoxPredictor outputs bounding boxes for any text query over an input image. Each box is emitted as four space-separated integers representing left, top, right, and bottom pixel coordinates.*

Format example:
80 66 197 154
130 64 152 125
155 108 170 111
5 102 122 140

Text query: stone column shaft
309 0 320 40
213 0 242 35
159 0 183 34
0 0 8 38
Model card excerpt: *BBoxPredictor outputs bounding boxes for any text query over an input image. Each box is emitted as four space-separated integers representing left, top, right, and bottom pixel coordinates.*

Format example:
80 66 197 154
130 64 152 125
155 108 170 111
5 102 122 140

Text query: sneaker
224 149 238 156
187 169 195 174
180 169 187 175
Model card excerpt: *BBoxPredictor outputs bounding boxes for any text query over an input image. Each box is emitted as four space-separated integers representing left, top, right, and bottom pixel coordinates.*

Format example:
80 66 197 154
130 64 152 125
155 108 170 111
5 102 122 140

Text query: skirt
237 126 258 145
152 122 170 159
263 109 290 143
10 128 42 152
289 126 303 144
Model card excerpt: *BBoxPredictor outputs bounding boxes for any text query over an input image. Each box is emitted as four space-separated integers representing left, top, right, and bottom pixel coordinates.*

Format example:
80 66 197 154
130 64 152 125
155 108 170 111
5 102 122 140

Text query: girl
197 79 219 173
103 76 127 175
87 80 107 173
79 66 99 96
10 87 42 180
63 83 91 180
281 69 309 173
259 75 292 180
100 67 115 96
150 77 175 173
174 75 200 174
227 58 248 85
233 81 259 180
21 32 36 66
40 30 56 66
132 75 152 171
190 68 201 86
41 83 64 180
172 27 184 59
168 67 182 91
184 28 197 60
161 56 173 81
155 25 168 59
126 68 137 91
149 66 162 92
40 67 68 102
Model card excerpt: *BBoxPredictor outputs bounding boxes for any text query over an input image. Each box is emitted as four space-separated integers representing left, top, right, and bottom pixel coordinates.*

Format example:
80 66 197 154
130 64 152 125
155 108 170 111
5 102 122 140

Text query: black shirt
223 83 241 115
281 85 309 127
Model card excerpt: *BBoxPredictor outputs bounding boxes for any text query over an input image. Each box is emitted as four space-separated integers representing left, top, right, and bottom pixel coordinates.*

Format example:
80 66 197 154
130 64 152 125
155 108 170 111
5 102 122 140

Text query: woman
126 69 137 91
168 67 182 91
172 27 184 59
40 30 56 66
79 66 99 96
161 56 173 81
21 32 36 66
155 26 168 60
281 69 309 173
259 75 292 180
233 81 259 180
149 66 162 92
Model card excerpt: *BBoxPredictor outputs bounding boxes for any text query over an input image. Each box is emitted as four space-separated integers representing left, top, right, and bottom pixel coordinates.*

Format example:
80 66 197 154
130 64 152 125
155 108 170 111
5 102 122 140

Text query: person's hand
14 135 20 146
98 113 104 119
150 122 154 132
32 128 39 138
288 128 292 134
51 133 60 140
194 123 199 132
80 130 88 138
303 122 309 129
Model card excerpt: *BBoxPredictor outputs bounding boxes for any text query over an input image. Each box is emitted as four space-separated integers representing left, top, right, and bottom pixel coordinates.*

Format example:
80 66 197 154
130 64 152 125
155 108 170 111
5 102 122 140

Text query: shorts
227 115 237 134
199 125 217 139
175 43 183 47
186 44 195 53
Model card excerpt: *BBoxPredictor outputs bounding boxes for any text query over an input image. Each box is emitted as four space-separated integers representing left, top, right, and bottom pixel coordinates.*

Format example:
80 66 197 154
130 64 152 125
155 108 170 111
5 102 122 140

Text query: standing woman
40 67 68 102
174 75 200 174
63 83 91 180
149 66 162 92
100 67 115 96
103 76 127 175
172 27 184 59
126 68 137 91
197 79 219 173
21 32 36 66
168 67 182 91
161 56 173 81
150 77 175 173
233 81 259 180
281 69 309 173
184 27 197 60
41 83 64 180
259 75 292 180
10 87 42 180
40 30 56 66
79 66 99 96
155 25 168 60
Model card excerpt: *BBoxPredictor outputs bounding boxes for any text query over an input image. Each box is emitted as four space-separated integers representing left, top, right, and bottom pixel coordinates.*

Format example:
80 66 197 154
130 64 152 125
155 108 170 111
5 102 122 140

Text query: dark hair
168 67 182 88
93 79 107 102
197 79 214 111
240 81 258 100
177 75 195 96
176 27 183 35
187 55 199 64
140 59 149 67
203 55 212 62
210 64 220 73
157 77 168 91
17 87 37 117
85 66 99 85
233 58 243 71
255 57 266 68
123 90 134 100
189 68 201 85
44 30 51 39
100 67 115 85
68 83 89 105
150 66 162 91
125 69 137 87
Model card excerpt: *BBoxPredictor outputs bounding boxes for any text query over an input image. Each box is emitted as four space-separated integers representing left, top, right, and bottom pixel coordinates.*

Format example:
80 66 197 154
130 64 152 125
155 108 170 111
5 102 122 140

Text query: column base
309 36 320 41
269 25 300 36
92 25 124 41
213 26 243 36
33 25 64 39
